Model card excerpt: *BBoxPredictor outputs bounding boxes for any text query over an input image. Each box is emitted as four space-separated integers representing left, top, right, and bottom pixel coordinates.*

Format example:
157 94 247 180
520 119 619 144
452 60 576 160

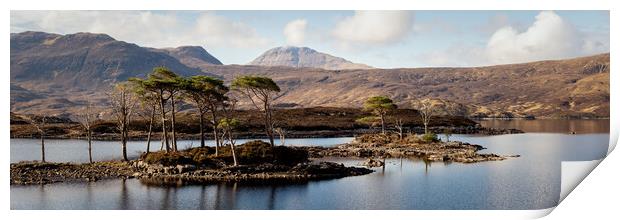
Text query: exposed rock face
249 46 372 70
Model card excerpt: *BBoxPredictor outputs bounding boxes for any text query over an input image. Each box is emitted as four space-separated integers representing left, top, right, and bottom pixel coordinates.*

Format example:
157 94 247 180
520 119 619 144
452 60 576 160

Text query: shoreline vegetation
10 107 524 140
11 67 521 186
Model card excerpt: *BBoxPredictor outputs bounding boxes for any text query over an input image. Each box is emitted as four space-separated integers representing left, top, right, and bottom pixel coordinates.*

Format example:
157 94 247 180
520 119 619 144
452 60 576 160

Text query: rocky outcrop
362 158 385 167
305 134 520 163
10 161 137 185
133 160 373 186
10 158 374 186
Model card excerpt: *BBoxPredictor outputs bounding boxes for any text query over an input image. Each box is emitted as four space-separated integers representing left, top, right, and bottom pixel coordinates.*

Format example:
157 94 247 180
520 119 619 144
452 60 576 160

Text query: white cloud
191 13 268 48
419 11 608 67
10 11 268 49
283 19 307 46
486 11 584 64
331 11 414 46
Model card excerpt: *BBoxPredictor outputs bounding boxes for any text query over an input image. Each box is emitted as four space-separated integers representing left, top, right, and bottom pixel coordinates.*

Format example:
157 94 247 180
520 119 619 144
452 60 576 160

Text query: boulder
363 158 385 167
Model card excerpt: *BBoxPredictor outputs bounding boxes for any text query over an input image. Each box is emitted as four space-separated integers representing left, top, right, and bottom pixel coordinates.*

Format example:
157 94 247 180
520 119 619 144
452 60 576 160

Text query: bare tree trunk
380 113 386 135
210 110 220 155
274 128 286 146
424 122 428 135
171 95 178 151
199 113 205 148
159 96 170 152
41 134 45 163
394 119 404 140
121 124 128 161
88 130 92 163
230 138 238 166
212 127 219 155
223 125 238 166
146 106 154 153
264 102 275 147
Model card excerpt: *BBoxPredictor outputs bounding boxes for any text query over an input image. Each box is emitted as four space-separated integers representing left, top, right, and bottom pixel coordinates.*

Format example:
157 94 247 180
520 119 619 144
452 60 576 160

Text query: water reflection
424 159 431 175
119 179 129 209
198 185 207 209
10 120 610 210
10 134 607 210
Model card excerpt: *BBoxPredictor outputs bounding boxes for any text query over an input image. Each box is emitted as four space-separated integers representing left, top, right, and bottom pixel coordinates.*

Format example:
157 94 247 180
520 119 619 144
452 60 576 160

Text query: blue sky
10 10 609 68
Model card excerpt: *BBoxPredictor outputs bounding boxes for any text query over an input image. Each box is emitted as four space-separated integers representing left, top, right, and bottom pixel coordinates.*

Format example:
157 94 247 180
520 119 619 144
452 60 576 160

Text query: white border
3 0 618 219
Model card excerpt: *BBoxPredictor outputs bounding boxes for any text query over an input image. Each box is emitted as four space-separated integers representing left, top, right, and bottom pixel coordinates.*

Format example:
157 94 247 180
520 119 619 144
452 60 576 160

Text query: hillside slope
10 31 609 118
203 53 610 118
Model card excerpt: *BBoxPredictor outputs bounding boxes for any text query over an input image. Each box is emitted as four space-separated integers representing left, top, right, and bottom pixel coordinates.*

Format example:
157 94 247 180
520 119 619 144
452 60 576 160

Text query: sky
10 10 610 68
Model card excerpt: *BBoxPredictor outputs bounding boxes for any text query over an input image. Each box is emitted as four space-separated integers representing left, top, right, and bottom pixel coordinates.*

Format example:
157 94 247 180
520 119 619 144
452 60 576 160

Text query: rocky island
10 67 523 187
306 134 520 163
11 140 374 185
11 132 518 186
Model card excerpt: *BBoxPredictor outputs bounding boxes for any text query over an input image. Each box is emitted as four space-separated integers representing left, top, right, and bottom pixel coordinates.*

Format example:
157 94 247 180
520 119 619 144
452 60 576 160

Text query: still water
10 120 610 210
10 137 354 163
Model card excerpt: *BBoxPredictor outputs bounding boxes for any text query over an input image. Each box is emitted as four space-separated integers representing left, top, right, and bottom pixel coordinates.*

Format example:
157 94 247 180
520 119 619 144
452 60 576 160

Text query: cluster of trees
104 67 281 165
24 67 282 165
359 95 439 140
24 67 447 165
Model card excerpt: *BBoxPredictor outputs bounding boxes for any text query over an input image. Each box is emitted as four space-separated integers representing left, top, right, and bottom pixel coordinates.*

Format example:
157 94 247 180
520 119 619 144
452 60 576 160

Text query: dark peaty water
10 120 609 210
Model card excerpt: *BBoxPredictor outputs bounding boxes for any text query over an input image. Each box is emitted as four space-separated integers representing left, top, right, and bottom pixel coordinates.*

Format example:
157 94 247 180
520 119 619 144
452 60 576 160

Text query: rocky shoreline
10 160 373 186
134 161 373 186
303 134 519 163
10 161 138 185
10 133 518 186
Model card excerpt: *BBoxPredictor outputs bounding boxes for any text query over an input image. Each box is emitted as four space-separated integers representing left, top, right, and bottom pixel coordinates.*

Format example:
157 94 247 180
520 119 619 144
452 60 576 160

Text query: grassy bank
11 107 479 139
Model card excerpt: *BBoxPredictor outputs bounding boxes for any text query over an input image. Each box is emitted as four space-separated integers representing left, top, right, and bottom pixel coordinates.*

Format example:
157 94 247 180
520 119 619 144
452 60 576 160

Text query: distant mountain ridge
10 31 217 91
249 46 373 70
10 31 610 119
205 53 610 118
157 46 223 68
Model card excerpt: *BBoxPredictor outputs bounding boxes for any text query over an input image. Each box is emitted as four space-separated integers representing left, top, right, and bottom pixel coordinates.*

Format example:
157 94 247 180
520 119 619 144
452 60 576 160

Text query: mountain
10 31 211 91
10 83 44 103
158 46 223 68
202 53 610 118
9 31 610 118
249 46 373 70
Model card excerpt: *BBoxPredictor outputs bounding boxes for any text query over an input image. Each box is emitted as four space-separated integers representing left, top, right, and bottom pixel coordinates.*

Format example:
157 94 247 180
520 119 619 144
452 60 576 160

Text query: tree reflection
423 159 431 175
268 185 277 210
119 179 130 209
198 185 207 209
161 187 171 209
